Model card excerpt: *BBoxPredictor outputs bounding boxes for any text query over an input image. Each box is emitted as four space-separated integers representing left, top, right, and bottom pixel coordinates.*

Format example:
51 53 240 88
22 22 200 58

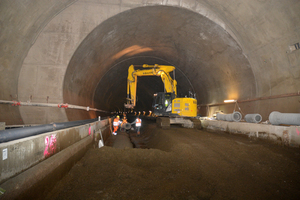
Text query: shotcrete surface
44 120 300 199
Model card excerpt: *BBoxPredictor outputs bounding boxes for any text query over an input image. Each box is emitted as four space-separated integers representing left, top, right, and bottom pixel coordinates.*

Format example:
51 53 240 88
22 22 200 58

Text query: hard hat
117 115 120 118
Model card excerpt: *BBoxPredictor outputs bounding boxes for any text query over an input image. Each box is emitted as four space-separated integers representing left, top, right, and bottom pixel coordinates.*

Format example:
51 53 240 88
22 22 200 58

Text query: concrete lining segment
0 123 5 131
201 120 300 148
0 0 77 125
0 119 111 182
0 120 112 199
0 135 92 200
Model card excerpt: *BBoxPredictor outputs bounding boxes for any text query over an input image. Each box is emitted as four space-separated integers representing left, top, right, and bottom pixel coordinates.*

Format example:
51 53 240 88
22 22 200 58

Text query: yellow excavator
125 64 201 129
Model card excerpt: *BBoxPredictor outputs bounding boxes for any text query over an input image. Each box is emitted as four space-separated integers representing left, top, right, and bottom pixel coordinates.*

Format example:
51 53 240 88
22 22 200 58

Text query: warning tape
12 101 21 106
58 103 68 108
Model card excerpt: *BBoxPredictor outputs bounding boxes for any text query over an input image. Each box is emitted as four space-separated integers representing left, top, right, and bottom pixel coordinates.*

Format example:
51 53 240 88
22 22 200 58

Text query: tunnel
0 0 299 125
1 1 300 199
64 5 255 120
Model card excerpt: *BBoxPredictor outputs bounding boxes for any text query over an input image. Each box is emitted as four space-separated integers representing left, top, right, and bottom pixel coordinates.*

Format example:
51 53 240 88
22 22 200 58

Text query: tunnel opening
63 5 255 121
93 57 196 113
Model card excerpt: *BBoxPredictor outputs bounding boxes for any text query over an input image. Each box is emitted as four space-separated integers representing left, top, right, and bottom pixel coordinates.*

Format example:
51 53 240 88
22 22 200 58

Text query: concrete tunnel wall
0 0 299 125
0 119 112 199
0 119 111 183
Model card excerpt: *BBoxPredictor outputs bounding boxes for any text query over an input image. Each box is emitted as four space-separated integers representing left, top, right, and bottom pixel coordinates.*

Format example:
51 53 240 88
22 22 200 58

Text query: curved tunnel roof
0 0 299 124
64 6 255 114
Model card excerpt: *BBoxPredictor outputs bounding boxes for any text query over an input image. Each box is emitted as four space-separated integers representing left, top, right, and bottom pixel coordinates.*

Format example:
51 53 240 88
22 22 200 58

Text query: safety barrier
0 119 110 183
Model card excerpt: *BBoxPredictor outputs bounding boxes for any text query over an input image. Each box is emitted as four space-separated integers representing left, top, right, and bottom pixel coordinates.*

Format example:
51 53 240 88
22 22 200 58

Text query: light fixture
224 99 237 103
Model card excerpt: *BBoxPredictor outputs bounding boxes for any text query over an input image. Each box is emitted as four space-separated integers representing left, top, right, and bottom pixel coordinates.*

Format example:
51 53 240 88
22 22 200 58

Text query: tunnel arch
1 0 295 125
63 5 255 120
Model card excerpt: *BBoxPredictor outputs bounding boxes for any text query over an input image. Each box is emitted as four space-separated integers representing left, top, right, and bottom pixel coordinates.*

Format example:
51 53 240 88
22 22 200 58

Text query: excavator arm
125 64 177 109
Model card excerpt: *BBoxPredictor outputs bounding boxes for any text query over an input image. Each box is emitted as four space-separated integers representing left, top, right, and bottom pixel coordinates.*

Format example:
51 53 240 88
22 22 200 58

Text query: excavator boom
125 64 177 109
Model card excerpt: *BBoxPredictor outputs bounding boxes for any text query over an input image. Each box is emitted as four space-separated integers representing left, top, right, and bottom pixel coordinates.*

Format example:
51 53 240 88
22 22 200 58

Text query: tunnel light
224 99 237 103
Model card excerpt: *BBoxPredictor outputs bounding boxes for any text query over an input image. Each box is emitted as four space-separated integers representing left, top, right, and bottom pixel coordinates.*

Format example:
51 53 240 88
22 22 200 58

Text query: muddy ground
45 120 300 200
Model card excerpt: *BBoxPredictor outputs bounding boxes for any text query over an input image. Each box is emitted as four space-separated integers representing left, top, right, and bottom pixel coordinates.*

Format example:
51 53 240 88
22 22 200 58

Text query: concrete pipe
120 123 131 132
124 123 131 130
269 111 300 126
216 112 242 122
244 114 262 123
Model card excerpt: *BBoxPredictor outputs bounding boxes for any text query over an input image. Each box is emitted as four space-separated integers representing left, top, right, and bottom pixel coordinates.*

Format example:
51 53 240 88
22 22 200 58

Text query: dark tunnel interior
63 5 255 119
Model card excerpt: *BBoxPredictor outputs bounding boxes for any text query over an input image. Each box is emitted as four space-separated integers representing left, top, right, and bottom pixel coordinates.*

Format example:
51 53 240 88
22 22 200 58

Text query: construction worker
113 116 120 135
120 116 128 132
133 116 142 136
121 116 127 125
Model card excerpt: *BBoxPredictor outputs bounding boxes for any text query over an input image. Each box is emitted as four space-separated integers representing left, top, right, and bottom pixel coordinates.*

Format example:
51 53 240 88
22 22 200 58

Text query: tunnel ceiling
64 5 255 113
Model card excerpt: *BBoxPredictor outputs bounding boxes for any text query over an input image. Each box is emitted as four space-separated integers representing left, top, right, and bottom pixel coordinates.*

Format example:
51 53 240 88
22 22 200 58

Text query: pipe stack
244 114 262 123
216 111 242 122
269 111 300 126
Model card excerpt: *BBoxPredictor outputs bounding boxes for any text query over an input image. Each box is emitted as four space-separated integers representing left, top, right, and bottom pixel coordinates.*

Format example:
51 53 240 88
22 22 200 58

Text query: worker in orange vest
113 116 121 135
121 116 127 126
135 116 142 136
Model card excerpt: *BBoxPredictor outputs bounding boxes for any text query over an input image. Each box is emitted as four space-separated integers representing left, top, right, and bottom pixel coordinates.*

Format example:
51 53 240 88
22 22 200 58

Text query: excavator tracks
156 117 202 129
191 118 202 129
156 117 170 129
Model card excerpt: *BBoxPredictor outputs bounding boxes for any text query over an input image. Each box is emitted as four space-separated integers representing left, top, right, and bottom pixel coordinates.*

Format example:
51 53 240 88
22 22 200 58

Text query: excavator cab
152 92 176 116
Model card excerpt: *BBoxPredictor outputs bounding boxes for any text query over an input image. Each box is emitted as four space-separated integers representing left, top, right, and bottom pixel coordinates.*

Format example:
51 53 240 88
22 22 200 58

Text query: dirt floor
45 120 300 200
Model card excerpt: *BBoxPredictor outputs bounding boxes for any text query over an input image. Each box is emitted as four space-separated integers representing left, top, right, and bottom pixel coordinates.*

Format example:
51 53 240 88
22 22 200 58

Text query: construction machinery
125 64 201 129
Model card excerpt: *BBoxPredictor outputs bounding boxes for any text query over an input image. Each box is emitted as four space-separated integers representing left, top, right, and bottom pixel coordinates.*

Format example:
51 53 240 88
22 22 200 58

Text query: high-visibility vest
113 118 119 126
136 118 141 127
